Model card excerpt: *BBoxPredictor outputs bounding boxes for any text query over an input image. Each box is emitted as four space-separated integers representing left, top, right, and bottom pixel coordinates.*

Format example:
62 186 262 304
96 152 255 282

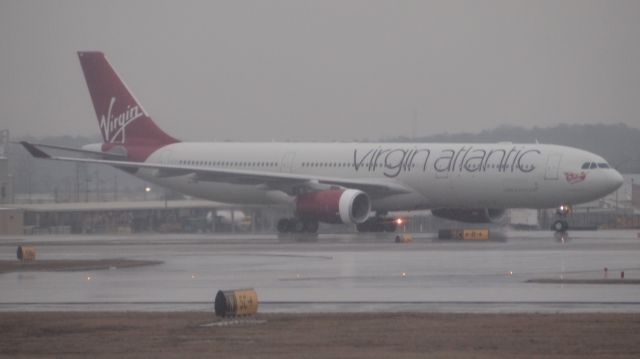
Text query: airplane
20 51 624 234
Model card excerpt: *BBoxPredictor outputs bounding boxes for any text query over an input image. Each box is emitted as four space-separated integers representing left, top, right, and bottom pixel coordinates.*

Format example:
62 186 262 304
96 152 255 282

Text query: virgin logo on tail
99 97 144 143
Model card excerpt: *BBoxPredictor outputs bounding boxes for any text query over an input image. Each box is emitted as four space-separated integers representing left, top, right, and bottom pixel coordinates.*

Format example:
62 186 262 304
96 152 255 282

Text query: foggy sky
1 0 639 142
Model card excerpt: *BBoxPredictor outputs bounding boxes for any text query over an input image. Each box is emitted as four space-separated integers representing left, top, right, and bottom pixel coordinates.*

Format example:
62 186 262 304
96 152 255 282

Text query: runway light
86 276 92 281
507 271 513 276
401 272 407 277
396 218 404 225
144 186 152 193
191 274 196 279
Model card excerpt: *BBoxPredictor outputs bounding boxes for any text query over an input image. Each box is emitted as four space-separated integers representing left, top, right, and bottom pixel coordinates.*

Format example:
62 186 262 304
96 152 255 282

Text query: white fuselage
132 142 623 212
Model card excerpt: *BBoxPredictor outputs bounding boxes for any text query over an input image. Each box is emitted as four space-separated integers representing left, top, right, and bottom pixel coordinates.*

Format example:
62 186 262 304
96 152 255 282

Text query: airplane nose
607 170 624 192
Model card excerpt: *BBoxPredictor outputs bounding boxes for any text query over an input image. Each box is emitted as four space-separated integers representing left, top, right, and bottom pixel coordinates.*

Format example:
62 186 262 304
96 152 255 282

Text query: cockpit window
581 161 611 169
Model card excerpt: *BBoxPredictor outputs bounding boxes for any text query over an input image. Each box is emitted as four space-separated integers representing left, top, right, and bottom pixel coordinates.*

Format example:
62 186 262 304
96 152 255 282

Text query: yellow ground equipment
438 229 489 241
16 246 36 261
394 234 413 243
214 288 258 317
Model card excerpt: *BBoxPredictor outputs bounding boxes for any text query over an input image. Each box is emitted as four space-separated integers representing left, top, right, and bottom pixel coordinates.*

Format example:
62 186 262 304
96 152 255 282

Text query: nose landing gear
551 204 571 233
552 219 569 232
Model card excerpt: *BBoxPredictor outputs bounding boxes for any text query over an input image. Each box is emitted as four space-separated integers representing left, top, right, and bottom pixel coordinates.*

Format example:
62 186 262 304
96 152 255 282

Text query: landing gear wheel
277 218 319 234
292 219 305 233
551 220 569 232
302 219 319 233
277 218 291 233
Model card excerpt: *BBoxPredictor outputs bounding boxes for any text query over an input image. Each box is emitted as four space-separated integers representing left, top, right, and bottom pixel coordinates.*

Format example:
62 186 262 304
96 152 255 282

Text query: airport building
1 179 640 235
13 200 287 235
1 177 639 236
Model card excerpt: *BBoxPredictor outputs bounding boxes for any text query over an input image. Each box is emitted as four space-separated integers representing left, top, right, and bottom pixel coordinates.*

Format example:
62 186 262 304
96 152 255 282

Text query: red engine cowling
431 208 506 223
296 189 371 224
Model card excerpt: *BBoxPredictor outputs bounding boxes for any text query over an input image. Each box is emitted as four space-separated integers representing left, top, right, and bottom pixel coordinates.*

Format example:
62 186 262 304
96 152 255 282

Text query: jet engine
296 188 371 224
431 208 506 223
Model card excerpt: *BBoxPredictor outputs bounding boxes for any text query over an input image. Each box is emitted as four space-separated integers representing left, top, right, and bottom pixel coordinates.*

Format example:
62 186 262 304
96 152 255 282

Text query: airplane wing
21 141 412 198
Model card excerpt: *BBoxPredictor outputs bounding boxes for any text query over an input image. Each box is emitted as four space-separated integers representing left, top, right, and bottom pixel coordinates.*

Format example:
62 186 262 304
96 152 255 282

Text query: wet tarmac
1 230 639 313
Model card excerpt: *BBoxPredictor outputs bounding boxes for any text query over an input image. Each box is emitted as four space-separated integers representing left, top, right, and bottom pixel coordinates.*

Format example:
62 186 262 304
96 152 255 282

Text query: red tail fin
78 52 178 160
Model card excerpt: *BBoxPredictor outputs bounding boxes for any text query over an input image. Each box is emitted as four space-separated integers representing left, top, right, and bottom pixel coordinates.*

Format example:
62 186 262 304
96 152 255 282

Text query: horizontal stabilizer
20 141 51 159
15 141 126 160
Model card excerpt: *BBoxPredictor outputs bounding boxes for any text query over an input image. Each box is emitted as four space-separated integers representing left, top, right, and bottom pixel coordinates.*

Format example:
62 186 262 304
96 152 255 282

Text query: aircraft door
544 153 562 180
280 152 296 173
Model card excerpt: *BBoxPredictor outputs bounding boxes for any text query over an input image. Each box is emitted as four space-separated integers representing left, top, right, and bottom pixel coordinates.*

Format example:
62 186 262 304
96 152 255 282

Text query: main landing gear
277 218 319 234
551 204 571 233
356 216 398 233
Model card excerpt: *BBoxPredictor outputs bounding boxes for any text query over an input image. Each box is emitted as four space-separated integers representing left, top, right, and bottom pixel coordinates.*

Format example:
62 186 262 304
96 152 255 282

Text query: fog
1 0 639 141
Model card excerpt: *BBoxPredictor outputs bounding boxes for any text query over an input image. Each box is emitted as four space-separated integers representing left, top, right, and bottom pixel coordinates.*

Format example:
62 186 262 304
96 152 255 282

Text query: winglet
20 141 51 159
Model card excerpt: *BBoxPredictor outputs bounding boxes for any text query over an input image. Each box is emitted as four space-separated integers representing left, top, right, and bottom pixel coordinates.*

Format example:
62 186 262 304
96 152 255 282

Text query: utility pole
26 168 31 202
75 163 80 202
95 170 100 202
10 174 14 204
113 174 118 201
84 165 90 203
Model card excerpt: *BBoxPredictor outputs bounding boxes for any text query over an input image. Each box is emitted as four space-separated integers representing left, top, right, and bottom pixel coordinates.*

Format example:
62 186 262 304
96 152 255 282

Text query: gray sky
1 0 639 141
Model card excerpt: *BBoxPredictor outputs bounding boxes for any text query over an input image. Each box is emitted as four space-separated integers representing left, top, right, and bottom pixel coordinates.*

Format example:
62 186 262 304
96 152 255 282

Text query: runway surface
1 230 639 313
